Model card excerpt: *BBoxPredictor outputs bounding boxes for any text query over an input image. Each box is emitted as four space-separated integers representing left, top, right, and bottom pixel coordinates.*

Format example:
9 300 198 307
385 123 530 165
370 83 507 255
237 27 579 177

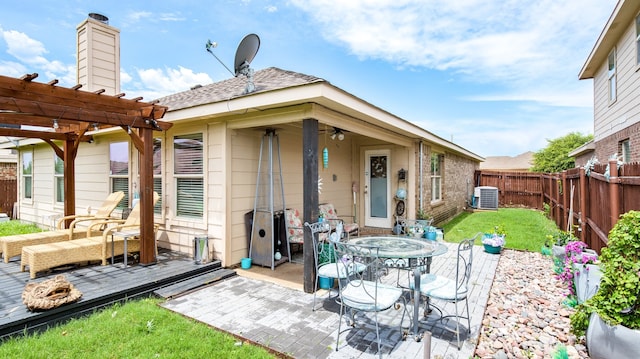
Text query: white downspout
419 141 423 211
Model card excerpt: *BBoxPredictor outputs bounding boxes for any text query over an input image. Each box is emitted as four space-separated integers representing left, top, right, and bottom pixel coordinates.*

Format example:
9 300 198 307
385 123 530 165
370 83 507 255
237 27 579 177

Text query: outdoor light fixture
127 125 132 134
92 123 99 131
331 127 345 141
52 119 59 130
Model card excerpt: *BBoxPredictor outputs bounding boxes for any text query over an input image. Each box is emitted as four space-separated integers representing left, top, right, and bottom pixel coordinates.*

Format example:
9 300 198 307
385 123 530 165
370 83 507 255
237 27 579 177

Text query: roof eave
164 81 484 162
580 0 640 80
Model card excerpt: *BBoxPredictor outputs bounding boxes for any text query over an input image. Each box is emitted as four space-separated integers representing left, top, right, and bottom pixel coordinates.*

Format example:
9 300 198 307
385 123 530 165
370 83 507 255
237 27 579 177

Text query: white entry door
364 149 390 227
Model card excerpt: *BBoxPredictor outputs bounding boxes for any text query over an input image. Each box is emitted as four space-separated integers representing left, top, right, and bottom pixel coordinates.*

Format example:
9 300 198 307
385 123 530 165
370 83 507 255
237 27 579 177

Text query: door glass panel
370 155 387 218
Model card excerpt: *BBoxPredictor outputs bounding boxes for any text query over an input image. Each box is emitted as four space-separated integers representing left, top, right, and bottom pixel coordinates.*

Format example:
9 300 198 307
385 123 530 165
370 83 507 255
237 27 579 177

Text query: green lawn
442 208 558 252
0 220 41 236
0 297 276 359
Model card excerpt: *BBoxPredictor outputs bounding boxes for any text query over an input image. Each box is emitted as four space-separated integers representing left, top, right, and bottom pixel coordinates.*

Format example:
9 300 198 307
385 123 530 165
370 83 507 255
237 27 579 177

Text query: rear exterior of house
4 15 483 268
574 0 640 166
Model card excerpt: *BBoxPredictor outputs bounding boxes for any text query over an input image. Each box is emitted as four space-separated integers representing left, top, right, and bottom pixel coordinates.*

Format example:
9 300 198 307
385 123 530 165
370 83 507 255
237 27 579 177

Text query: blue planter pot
241 257 252 269
319 276 334 289
483 244 502 254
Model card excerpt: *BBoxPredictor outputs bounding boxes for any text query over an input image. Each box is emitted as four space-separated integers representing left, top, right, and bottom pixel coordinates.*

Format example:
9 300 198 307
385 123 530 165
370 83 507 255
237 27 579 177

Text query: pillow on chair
285 208 304 244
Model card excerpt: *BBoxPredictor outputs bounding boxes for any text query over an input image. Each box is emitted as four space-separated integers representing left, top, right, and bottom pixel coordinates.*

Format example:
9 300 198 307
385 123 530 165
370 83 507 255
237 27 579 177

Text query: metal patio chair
333 241 408 357
416 233 479 349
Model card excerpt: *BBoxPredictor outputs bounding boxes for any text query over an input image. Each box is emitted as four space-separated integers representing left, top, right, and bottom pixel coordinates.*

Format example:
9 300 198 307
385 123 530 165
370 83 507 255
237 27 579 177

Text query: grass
0 220 42 236
0 221 276 358
0 297 276 359
442 208 558 252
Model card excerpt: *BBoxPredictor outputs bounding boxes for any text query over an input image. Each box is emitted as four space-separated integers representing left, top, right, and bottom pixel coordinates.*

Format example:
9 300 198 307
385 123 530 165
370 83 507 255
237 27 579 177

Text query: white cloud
126 11 153 23
127 66 213 100
2 29 49 64
290 0 615 106
1 29 75 86
0 60 27 77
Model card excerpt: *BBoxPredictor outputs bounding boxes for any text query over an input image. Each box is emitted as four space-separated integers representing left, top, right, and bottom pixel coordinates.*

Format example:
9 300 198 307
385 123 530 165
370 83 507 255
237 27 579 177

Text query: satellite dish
234 34 260 94
205 33 260 94
234 34 260 76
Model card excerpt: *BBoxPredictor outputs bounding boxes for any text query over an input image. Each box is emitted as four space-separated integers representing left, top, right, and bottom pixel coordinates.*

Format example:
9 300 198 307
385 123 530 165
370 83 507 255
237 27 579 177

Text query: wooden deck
0 249 236 340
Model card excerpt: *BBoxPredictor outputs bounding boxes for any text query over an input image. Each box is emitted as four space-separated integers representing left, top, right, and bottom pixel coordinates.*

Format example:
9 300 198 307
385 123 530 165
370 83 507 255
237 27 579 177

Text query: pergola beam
1 73 172 266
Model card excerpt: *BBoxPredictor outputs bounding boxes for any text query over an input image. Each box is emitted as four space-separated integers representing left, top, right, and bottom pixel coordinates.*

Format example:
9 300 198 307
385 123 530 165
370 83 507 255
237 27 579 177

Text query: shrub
570 210 640 336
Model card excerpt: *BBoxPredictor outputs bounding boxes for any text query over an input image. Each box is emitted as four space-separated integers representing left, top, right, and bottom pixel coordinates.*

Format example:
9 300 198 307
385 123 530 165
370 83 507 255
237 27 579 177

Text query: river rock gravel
474 249 590 359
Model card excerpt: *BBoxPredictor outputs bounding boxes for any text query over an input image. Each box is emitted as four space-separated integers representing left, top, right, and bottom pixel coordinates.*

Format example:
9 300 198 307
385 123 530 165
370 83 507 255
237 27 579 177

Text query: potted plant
416 208 430 223
481 225 506 254
555 240 599 306
545 229 573 263
570 210 640 359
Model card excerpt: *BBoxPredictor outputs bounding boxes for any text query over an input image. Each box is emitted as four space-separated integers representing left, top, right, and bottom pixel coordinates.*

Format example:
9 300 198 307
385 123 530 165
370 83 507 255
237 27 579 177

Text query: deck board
0 248 234 340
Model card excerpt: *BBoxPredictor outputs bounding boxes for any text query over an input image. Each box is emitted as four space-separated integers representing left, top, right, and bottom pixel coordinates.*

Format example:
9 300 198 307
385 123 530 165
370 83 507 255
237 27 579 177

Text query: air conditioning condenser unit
474 186 498 210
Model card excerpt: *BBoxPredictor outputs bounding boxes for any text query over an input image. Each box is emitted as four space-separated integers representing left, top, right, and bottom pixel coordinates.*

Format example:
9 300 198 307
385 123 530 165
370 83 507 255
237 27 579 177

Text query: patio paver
161 242 500 358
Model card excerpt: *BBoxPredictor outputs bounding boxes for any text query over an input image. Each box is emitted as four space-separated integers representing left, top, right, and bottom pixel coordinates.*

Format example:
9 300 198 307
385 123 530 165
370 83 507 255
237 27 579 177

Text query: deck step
154 268 237 299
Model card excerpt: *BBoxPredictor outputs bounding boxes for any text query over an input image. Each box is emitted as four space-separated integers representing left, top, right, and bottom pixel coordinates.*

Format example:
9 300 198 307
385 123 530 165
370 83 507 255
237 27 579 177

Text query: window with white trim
109 142 129 210
174 133 203 218
22 151 32 199
608 48 617 103
153 138 162 215
430 153 443 202
621 139 631 163
54 155 64 203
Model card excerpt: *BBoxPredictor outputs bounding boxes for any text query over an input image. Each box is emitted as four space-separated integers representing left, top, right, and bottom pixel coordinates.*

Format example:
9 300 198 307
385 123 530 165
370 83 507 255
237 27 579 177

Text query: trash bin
194 236 209 264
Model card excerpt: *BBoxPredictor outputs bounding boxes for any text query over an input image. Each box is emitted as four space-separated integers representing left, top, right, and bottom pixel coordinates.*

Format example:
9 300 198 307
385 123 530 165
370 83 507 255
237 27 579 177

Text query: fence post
579 167 587 245
539 172 544 210
608 159 620 240
561 171 568 231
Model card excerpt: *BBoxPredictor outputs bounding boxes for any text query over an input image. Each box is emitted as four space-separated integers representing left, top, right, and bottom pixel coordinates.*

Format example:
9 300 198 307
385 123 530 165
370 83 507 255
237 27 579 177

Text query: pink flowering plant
556 240 598 306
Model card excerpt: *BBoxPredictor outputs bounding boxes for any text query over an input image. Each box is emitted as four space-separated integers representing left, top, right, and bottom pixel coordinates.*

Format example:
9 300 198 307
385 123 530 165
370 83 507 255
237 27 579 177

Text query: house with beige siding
1 14 483 271
572 0 640 166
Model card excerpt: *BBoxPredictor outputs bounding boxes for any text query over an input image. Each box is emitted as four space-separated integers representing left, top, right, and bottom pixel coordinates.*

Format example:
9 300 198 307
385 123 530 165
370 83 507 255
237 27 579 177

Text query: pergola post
62 139 76 228
138 127 156 265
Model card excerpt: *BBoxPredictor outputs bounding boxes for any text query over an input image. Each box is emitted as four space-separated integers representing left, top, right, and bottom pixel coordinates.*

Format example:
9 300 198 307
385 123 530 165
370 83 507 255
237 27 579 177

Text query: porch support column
302 118 319 293
139 127 156 265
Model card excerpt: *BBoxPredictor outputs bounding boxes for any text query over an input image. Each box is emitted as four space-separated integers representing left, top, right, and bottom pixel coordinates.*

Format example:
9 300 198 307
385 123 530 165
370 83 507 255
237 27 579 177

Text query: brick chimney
76 13 120 95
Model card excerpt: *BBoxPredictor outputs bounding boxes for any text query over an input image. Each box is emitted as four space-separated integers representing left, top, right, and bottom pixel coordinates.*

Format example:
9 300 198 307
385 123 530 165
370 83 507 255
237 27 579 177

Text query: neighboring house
1 15 483 268
479 151 534 172
573 0 640 167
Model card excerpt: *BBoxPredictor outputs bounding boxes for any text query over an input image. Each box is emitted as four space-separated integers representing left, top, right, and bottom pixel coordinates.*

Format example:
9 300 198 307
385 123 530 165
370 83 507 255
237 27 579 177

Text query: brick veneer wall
417 143 479 226
595 121 640 163
0 163 17 180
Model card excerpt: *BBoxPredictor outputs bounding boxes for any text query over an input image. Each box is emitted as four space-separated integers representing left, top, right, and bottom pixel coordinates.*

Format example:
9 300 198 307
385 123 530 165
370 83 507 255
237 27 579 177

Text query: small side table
111 229 140 267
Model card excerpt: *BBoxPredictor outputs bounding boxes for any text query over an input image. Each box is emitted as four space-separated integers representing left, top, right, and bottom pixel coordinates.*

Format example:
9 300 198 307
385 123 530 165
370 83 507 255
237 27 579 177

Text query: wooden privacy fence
476 159 640 253
0 179 16 218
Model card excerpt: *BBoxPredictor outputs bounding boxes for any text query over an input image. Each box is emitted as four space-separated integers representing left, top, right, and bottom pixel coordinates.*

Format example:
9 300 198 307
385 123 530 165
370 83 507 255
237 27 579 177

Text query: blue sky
0 0 616 157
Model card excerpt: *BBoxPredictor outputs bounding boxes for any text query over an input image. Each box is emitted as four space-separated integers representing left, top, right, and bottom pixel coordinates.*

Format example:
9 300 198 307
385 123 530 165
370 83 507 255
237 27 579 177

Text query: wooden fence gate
0 179 16 218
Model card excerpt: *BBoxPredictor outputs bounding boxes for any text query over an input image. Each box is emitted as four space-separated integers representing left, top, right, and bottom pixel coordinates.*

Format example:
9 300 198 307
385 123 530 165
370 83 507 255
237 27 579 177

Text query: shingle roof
155 67 326 111
479 151 534 171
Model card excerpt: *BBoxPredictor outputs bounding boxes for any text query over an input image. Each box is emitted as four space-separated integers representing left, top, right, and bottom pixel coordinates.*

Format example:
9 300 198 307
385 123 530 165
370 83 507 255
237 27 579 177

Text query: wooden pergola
0 73 172 265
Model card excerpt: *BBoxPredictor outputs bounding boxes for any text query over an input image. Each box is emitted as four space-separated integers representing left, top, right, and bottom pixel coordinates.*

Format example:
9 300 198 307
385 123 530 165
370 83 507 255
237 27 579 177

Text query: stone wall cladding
0 163 17 180
416 143 479 226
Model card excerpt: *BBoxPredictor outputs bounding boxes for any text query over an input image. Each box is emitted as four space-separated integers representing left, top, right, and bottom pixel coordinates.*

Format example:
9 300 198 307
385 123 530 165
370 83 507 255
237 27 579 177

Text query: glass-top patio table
348 236 448 339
